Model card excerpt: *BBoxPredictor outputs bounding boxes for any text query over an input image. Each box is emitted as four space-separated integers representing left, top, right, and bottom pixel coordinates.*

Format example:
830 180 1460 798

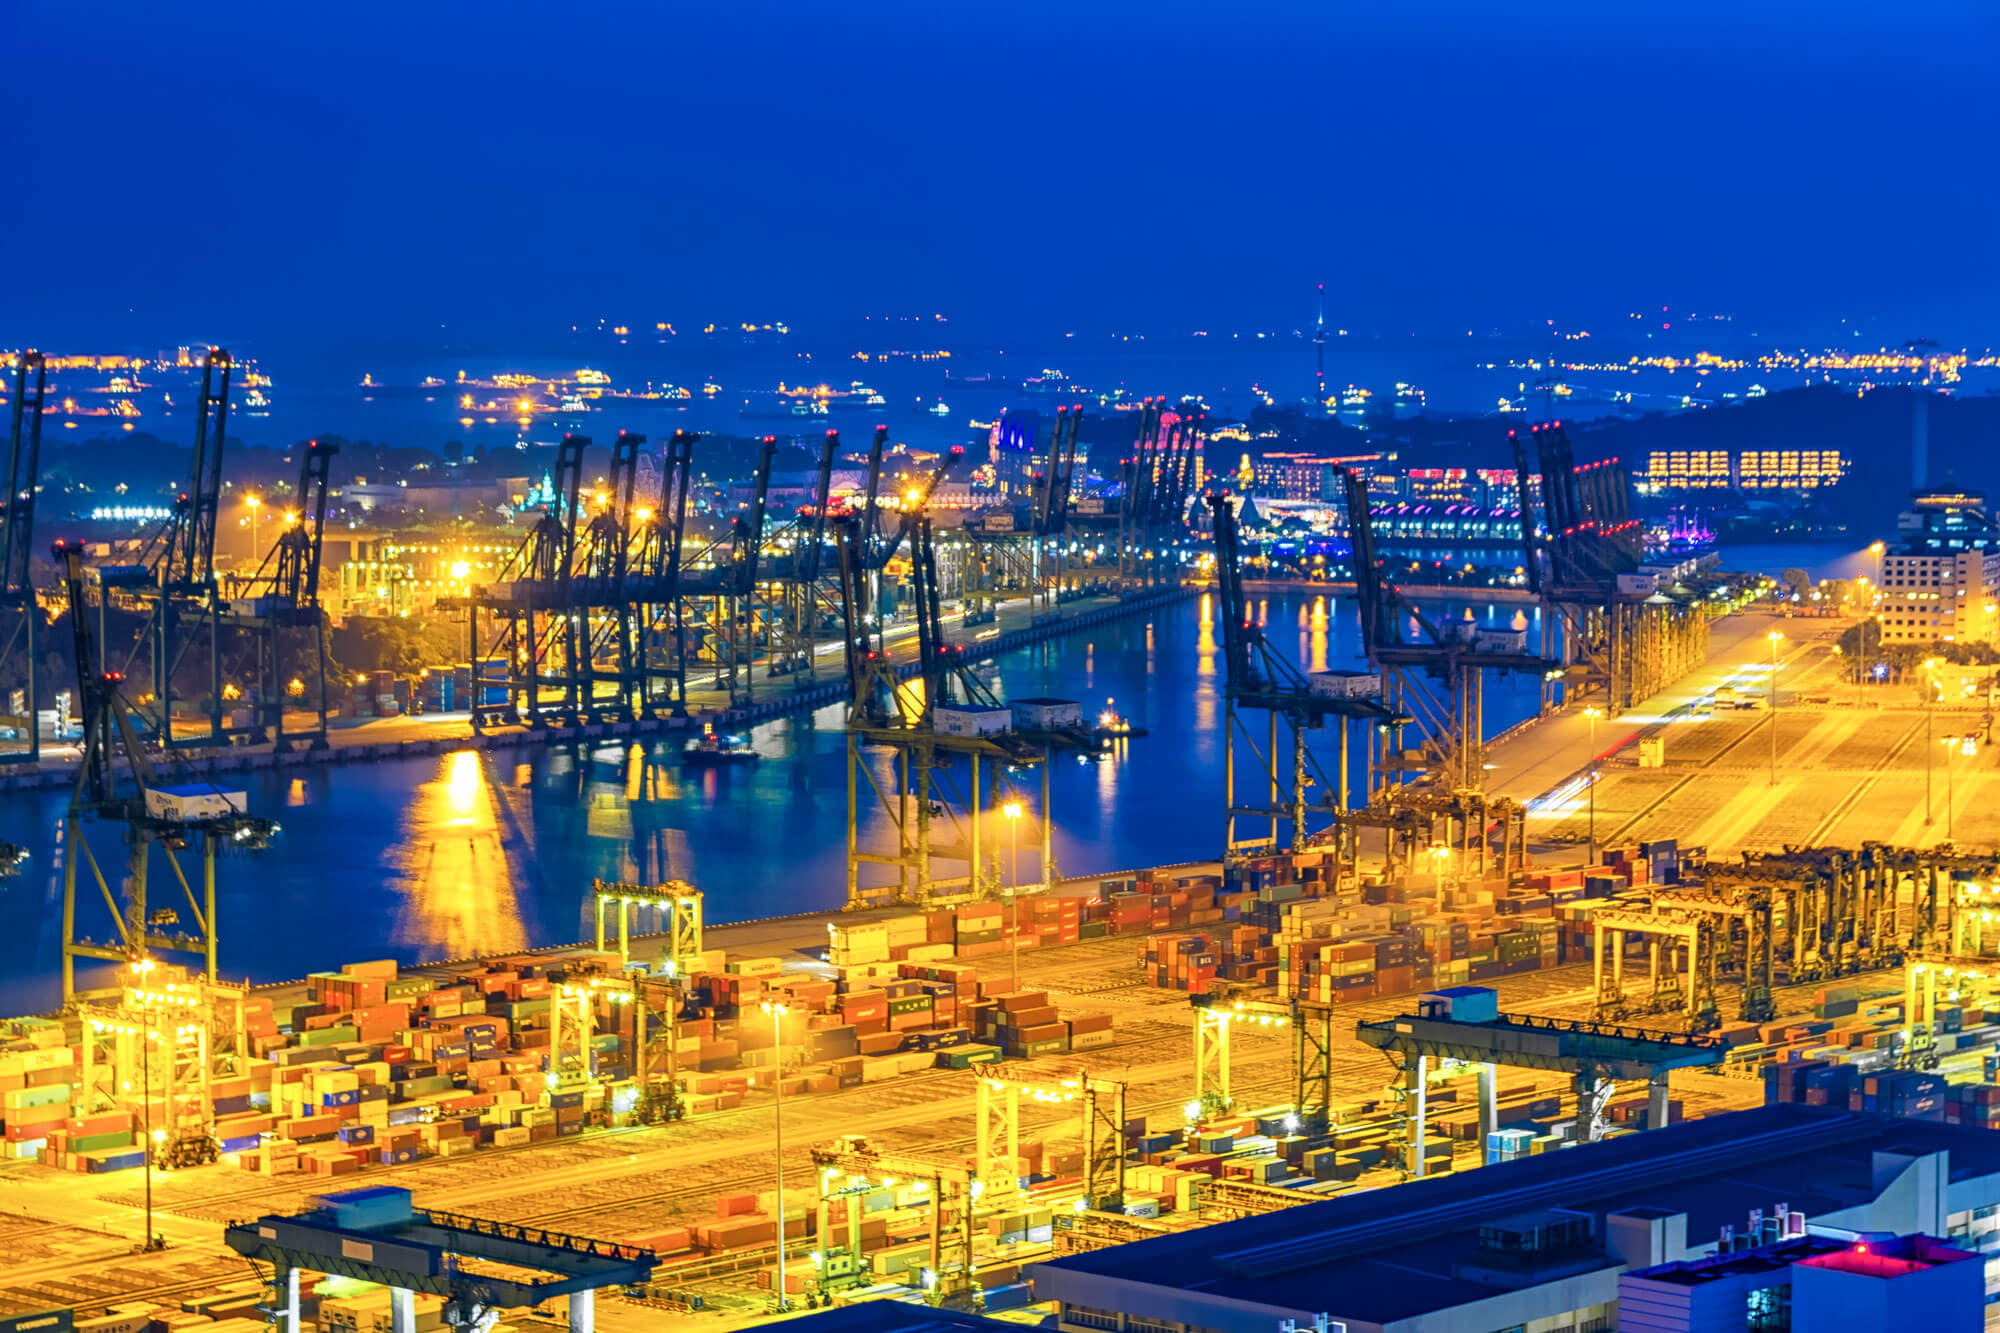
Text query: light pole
1767 630 1784 786
1941 735 1963 842
245 494 262 563
1582 706 1602 863
760 1000 791 1311
1002 801 1022 987
1428 843 1450 892
131 959 166 1253
1925 658 1940 826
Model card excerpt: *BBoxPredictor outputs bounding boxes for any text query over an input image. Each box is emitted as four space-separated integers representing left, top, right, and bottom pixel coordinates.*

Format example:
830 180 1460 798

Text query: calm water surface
0 592 1548 1013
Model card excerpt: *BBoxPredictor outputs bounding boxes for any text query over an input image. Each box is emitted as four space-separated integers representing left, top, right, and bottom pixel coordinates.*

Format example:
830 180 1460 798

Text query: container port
4 365 1998 1333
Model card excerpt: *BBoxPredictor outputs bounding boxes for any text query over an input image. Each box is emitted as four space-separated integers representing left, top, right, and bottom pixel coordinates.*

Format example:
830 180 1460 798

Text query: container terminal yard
3 385 2000 1333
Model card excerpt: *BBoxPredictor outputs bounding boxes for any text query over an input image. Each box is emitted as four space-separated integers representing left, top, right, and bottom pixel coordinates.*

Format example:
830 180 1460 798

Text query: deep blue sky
7 2 1996 356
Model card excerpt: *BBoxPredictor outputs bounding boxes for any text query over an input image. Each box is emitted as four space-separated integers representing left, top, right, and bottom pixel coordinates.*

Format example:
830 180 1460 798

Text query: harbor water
0 590 1548 1014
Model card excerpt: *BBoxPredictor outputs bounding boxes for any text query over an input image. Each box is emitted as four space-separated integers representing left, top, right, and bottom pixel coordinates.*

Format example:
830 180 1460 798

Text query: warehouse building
1028 1106 2000 1333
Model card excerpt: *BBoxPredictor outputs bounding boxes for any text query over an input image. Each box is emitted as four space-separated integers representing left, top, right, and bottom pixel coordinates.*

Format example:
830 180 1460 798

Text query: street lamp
244 494 262 561
1925 658 1941 826
129 958 167 1254
1940 734 1968 843
1427 843 1450 891
1002 801 1023 987
1582 706 1602 863
1767 630 1784 786
759 1000 792 1312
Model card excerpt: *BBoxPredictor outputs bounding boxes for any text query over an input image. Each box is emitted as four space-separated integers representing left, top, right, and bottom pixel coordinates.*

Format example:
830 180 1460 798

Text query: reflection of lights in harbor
445 749 481 821
391 749 528 958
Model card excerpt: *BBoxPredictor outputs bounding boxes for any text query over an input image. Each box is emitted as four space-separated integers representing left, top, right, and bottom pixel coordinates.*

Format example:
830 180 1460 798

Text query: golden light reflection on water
1306 596 1330 673
1194 592 1218 733
389 749 528 957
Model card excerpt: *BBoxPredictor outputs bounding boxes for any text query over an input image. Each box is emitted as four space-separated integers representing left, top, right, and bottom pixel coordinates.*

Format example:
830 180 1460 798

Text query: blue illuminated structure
225 1187 654 1333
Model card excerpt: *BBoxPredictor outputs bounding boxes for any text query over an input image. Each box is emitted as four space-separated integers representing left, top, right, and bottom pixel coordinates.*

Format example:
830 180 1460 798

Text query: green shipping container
71 1130 135 1153
297 1025 359 1047
935 1045 1003 1070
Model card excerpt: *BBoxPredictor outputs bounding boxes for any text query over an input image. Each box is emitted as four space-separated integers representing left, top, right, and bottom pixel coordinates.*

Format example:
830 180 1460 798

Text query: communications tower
1313 283 1327 412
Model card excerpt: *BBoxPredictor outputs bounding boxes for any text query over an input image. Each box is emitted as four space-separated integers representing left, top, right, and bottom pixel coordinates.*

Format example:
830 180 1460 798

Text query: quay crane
1206 489 1400 859
0 350 47 764
1512 422 1710 714
52 539 277 1004
223 438 339 748
1340 463 1556 794
964 405 1085 618
835 453 1090 909
769 426 843 681
112 349 237 747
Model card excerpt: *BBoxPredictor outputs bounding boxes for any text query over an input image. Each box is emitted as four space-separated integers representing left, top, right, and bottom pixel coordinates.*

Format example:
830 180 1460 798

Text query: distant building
1878 489 2000 646
1238 450 1381 502
1640 447 1848 493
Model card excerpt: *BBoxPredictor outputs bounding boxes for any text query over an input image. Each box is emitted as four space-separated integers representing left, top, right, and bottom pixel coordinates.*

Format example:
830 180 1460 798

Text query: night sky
8 2 1997 354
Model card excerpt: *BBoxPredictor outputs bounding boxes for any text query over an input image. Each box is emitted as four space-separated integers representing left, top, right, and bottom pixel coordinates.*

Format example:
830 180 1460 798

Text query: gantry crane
78 962 253 1167
835 502 1055 909
101 349 236 748
769 427 844 681
53 539 278 1004
463 434 589 727
629 429 698 717
0 350 47 764
224 438 339 749
1341 464 1556 792
571 431 642 719
1513 422 1710 714
811 1136 981 1304
1357 998 1724 1172
965 406 1086 619
974 1064 1127 1212
1189 990 1341 1132
1208 490 1401 859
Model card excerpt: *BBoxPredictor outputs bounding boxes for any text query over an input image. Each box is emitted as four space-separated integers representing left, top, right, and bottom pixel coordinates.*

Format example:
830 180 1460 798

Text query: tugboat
682 724 759 766
1094 698 1147 741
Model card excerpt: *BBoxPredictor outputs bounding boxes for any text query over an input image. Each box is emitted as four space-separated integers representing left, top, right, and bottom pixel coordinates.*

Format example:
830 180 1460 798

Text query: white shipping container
934 705 1011 737
1474 628 1528 654
1307 670 1381 699
1616 573 1660 597
1010 697 1082 729
143 784 245 823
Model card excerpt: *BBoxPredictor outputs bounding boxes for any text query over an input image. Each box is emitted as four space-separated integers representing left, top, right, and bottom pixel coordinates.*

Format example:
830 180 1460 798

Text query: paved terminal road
0 933 1763 1321
1494 610 1997 856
